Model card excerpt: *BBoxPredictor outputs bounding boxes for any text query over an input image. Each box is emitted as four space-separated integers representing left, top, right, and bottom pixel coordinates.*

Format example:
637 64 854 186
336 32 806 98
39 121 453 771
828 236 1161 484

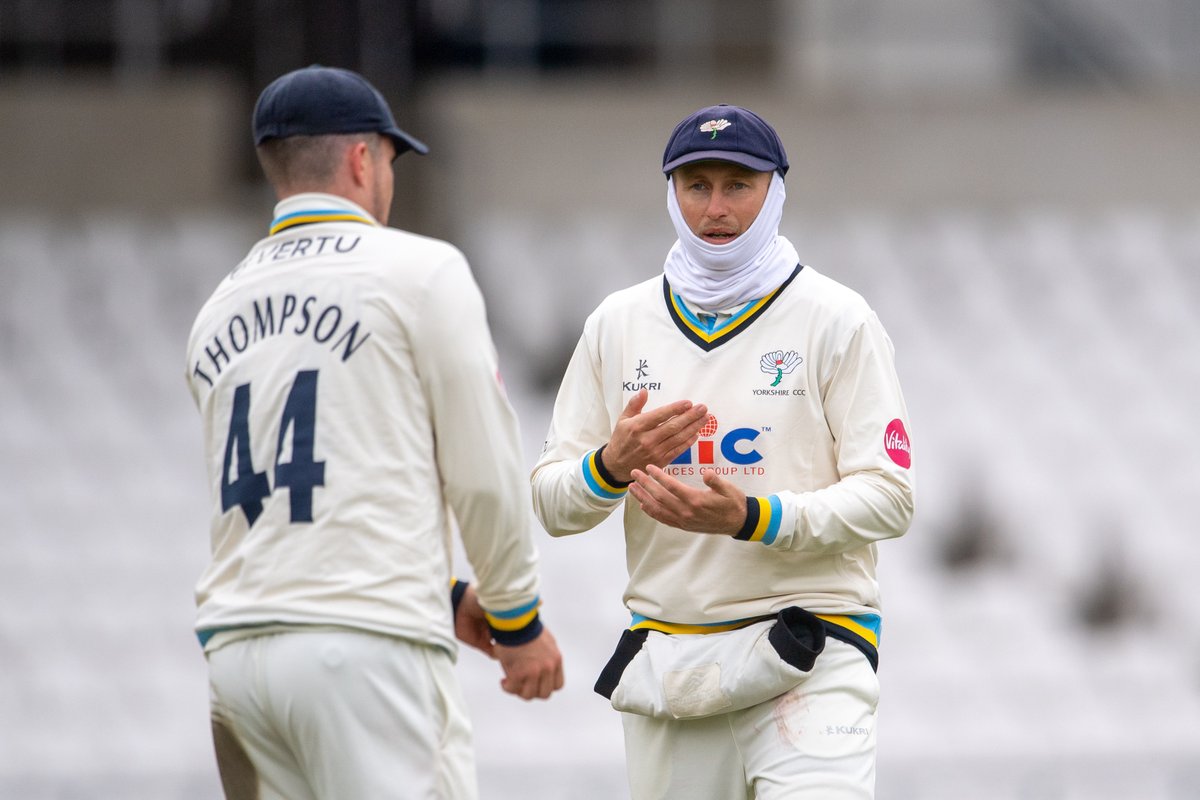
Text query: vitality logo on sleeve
884 419 911 468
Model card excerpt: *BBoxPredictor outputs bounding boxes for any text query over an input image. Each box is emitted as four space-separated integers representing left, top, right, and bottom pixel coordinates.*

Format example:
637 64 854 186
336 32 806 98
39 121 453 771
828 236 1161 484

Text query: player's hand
454 585 496 658
600 389 710 483
493 628 564 701
629 464 747 536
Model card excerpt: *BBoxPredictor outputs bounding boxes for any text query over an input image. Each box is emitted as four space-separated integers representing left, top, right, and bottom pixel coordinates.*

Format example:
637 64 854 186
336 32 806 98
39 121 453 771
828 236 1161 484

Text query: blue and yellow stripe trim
814 613 880 650
485 597 544 646
269 208 378 236
629 613 763 635
735 495 783 545
816 613 881 671
663 265 801 351
582 448 629 500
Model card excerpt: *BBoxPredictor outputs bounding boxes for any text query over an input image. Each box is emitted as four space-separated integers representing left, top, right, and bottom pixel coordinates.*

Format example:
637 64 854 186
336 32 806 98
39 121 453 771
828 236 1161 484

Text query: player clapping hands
596 388 748 536
628 465 747 536
596 389 709 483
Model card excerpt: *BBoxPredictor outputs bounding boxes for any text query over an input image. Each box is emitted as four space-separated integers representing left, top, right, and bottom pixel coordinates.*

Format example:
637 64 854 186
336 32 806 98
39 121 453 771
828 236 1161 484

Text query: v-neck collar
663 265 802 351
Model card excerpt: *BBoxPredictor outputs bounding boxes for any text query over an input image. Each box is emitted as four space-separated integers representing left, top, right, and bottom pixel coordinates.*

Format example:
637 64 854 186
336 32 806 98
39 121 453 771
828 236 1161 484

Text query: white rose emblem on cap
699 118 732 139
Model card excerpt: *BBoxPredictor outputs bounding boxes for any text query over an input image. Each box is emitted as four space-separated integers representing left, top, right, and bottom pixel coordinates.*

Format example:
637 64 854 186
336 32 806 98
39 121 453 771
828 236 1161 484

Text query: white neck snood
663 171 799 311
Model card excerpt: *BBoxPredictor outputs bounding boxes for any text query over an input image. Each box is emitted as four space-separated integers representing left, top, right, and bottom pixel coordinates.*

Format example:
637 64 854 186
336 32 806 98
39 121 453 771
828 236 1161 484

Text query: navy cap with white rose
252 65 429 157
661 104 788 178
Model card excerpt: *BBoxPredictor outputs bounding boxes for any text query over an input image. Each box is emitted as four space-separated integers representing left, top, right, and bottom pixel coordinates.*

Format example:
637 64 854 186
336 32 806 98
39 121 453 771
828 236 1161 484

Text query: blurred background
2 1 1199 798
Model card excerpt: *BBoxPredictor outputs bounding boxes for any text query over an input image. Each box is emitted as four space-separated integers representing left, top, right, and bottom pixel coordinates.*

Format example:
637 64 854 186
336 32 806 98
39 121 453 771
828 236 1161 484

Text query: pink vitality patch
884 419 911 468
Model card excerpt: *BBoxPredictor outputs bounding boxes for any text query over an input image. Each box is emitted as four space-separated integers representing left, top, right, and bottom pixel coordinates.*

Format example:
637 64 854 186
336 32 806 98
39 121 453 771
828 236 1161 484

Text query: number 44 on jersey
221 369 326 526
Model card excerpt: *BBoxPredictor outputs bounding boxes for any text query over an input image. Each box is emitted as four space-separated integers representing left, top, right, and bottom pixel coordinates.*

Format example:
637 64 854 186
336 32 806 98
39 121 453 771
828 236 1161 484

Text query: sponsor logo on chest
622 358 661 392
666 414 769 477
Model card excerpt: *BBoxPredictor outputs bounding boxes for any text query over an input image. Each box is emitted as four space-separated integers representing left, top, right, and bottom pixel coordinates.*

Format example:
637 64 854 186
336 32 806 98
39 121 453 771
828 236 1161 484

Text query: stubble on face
671 162 771 245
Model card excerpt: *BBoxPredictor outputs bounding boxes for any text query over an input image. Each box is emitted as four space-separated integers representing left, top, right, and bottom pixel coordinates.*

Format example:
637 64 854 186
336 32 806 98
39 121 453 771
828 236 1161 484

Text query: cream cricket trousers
206 629 476 800
621 639 879 799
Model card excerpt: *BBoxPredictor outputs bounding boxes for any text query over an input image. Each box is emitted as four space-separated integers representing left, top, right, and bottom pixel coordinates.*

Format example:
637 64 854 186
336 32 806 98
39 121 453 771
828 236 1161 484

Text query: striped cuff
485 597 544 646
581 446 630 500
450 578 469 616
733 495 783 545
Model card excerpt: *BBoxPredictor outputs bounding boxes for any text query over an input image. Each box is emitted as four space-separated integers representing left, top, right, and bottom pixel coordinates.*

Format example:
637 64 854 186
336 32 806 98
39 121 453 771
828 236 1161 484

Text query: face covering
663 171 799 312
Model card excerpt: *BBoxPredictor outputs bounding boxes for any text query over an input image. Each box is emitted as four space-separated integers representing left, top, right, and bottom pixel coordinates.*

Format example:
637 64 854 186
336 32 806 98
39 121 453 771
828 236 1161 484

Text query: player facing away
185 65 563 800
531 104 914 799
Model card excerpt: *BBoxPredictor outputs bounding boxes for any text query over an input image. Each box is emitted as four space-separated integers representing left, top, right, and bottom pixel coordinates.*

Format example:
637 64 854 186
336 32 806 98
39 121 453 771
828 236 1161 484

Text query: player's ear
347 139 371 188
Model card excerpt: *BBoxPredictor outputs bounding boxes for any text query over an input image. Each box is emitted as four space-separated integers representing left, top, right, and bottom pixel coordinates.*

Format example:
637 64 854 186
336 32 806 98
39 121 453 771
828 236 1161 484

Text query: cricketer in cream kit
187 193 544 657
533 100 913 800
532 263 914 638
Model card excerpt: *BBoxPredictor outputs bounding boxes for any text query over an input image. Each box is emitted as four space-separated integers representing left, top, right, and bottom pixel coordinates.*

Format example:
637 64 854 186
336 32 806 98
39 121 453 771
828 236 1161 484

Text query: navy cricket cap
252 65 429 157
662 104 788 177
